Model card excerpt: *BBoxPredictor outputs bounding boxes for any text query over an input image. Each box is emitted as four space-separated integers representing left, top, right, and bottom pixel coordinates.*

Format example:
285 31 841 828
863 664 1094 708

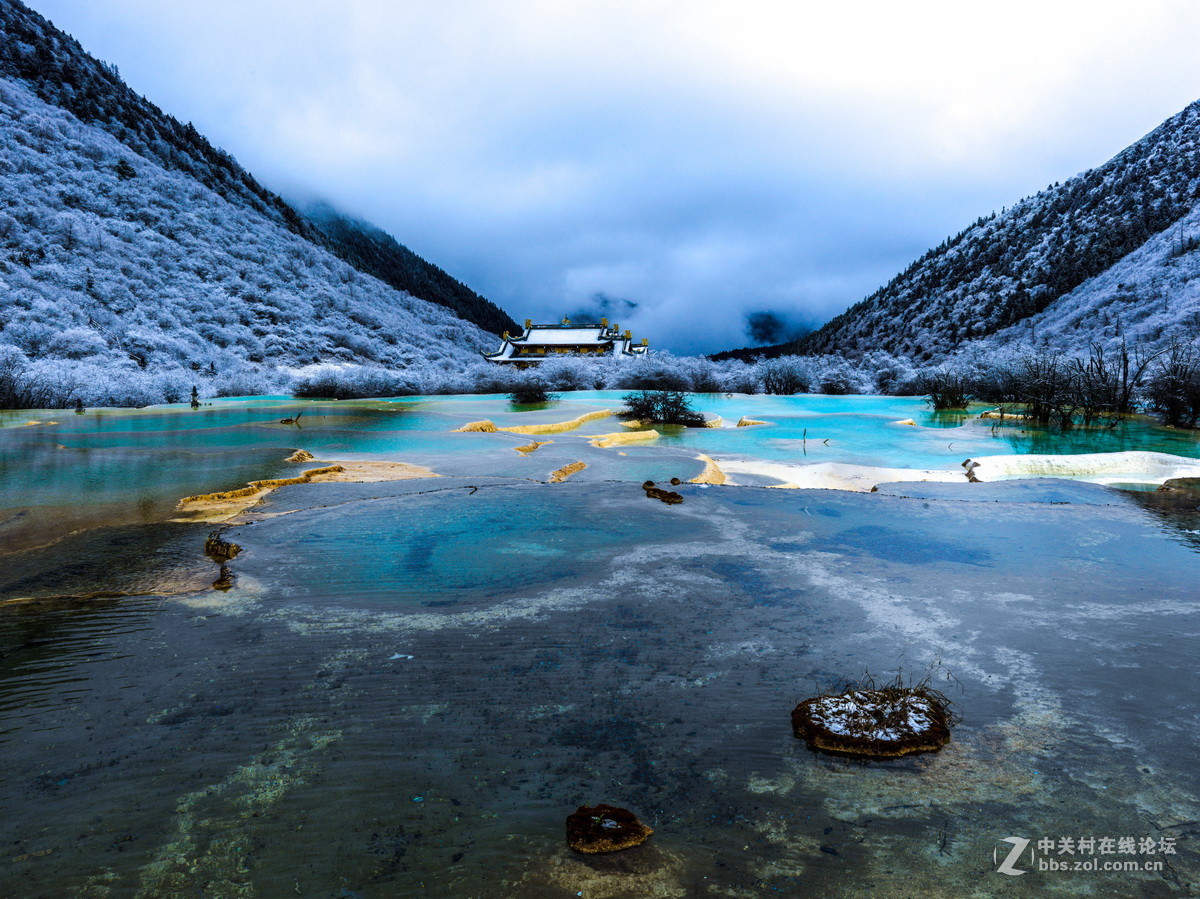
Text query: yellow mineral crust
454 409 613 435
550 461 587 483
689 454 727 485
174 461 437 522
587 429 660 449
454 420 499 432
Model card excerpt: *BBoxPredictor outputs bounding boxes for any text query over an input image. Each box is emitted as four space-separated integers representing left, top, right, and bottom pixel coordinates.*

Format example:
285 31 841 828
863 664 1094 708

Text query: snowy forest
0 0 1199 421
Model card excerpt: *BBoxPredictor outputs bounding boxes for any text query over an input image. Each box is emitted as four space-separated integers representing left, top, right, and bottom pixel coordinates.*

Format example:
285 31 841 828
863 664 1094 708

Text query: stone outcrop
204 531 241 563
642 481 683 505
566 804 653 854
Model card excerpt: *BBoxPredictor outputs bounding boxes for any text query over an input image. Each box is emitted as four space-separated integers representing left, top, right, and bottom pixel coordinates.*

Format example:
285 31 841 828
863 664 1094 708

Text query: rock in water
1159 477 1200 492
792 687 952 760
644 485 683 505
566 804 653 854
204 531 242 562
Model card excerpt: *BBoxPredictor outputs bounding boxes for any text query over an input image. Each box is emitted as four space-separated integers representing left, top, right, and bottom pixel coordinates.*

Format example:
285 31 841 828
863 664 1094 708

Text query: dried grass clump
792 672 959 760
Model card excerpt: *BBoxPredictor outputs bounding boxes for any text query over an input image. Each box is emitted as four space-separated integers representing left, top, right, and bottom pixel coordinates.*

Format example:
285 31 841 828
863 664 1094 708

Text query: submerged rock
566 804 653 854
792 687 952 760
1159 477 1200 492
204 531 242 562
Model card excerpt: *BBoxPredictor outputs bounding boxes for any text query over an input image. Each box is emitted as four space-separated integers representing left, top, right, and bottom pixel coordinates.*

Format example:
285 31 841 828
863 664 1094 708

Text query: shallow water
2 394 1199 896
4 392 1198 555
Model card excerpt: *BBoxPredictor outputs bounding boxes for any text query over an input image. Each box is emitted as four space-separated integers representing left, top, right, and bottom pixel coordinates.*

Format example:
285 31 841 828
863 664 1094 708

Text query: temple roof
482 318 649 362
513 325 611 345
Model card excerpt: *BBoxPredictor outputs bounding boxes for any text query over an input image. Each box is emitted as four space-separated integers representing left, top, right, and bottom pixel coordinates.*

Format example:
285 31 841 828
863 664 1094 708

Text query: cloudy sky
31 0 1200 353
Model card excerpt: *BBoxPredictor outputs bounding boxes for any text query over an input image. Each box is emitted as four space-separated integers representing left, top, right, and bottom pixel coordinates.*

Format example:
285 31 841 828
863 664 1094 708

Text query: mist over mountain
299 201 516 337
717 99 1200 363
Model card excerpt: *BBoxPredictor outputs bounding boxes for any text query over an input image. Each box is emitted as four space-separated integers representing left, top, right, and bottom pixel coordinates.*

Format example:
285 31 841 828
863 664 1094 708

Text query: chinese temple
483 317 650 366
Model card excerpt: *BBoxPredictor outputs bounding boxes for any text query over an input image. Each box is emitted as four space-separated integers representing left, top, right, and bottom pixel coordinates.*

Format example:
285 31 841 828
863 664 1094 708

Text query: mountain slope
0 77 491 404
0 0 510 335
717 99 1200 362
301 202 517 337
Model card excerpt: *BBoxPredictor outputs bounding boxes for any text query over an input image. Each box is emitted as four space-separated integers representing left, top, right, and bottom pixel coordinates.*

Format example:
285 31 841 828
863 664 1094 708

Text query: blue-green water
3 393 1198 557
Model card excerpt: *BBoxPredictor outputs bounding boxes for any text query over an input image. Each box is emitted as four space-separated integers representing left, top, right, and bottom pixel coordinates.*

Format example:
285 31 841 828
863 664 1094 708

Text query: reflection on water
231 480 710 607
0 482 1197 895
994 416 1200 458
2 394 1200 893
0 597 158 739
1124 484 1200 555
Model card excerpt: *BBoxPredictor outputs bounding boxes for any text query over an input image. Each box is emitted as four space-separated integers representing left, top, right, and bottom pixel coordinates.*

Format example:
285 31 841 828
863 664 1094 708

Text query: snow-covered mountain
0 0 509 402
718 99 1200 363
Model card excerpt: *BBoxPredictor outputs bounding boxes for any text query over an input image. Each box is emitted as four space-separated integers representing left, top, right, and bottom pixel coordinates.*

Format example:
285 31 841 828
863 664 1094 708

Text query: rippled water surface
1 394 1199 896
